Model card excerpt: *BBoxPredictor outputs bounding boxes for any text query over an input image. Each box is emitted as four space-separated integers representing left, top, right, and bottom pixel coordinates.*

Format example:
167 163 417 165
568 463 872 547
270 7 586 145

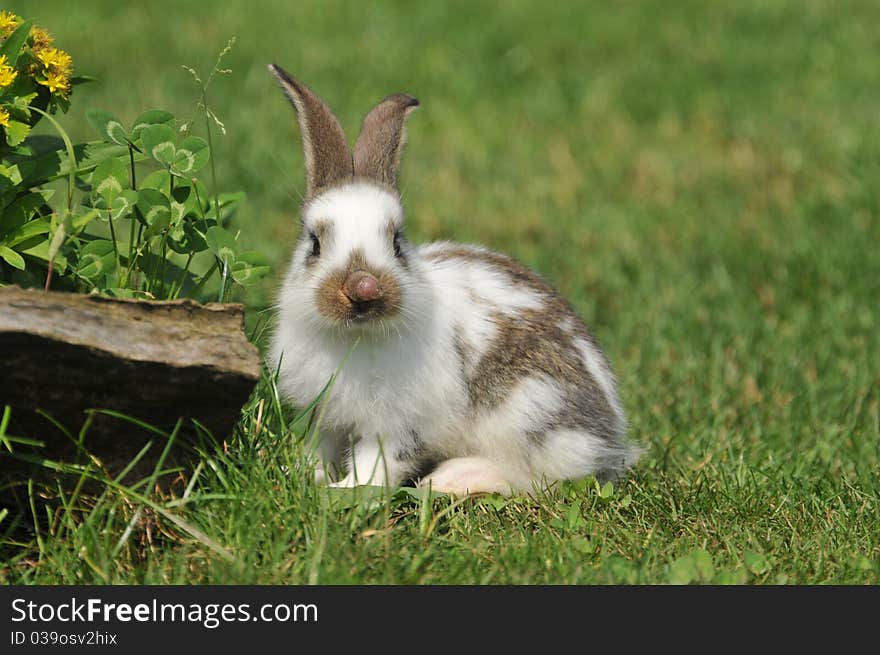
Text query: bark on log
0 286 261 499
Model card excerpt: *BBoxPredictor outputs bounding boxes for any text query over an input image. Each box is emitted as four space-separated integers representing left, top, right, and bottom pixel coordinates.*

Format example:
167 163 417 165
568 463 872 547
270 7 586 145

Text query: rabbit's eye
309 232 321 258
392 231 403 259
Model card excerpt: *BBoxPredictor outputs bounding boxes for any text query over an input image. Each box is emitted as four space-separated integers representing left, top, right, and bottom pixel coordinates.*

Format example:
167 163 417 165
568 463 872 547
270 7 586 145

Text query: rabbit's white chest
327 338 462 440
273 320 465 444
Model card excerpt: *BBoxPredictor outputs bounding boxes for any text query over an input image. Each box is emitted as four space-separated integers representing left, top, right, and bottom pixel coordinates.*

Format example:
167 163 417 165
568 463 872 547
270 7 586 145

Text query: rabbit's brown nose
344 271 382 303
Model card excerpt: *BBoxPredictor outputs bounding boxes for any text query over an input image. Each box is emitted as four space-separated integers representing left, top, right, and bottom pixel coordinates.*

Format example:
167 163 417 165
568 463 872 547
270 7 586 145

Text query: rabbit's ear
269 64 353 199
353 94 419 191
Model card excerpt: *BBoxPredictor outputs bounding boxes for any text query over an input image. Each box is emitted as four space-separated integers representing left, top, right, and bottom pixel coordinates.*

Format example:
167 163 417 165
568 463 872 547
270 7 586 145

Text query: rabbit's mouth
348 297 392 322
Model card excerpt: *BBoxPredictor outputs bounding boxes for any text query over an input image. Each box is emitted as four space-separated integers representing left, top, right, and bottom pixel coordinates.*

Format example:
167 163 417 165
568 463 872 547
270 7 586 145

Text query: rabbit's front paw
327 473 358 488
419 457 516 496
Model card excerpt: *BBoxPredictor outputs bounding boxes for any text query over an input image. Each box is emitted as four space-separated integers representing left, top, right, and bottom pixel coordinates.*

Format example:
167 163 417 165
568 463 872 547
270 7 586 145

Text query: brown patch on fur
425 244 565 298
451 322 472 372
473 308 620 442
429 244 621 441
353 94 420 191
315 249 403 323
269 65 354 199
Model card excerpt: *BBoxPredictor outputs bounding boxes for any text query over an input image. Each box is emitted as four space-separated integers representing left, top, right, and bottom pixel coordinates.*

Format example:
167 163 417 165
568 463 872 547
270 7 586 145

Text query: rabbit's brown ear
269 64 353 199
353 94 419 191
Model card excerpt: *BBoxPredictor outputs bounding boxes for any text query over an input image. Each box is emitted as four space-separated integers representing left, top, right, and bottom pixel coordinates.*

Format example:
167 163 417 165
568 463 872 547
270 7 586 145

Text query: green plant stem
106 209 120 283
125 221 136 288
190 259 219 298
157 174 176 297
142 238 152 295
192 179 209 225
127 222 145 290
172 251 195 299
159 237 168 297
146 235 162 297
29 106 77 291
125 145 139 288
202 88 222 224
217 257 228 303
27 108 76 216
128 146 137 189
188 181 226 298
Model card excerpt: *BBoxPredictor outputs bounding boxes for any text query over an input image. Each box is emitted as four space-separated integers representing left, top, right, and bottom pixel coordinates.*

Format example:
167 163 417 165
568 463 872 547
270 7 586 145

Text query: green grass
1 0 878 583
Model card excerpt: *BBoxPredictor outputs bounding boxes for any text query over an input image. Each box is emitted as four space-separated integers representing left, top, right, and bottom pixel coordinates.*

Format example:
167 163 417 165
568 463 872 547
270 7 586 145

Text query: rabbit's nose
344 271 382 302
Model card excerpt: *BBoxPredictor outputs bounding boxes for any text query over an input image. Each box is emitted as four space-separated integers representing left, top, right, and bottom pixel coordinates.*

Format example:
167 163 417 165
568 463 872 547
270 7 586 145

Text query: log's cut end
0 286 262 489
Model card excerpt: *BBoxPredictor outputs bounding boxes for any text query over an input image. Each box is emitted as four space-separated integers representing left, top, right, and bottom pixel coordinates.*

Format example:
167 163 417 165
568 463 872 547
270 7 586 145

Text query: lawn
1 0 878 583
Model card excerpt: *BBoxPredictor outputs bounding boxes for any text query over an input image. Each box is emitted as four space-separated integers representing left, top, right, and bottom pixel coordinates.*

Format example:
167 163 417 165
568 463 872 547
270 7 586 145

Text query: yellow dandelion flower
35 47 57 68
0 107 10 128
38 70 70 96
0 55 16 88
50 49 73 74
0 64 16 87
35 47 74 73
0 11 20 37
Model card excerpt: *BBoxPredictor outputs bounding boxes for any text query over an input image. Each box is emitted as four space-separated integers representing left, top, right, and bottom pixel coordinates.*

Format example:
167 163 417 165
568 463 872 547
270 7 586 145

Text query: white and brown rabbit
268 65 640 495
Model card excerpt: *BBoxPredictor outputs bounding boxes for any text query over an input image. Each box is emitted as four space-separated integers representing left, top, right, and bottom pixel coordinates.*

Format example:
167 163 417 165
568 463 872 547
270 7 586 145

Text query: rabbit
267 64 641 495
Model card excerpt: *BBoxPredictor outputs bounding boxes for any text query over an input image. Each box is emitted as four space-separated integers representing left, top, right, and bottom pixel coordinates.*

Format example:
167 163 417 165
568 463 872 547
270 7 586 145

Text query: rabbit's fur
268 65 640 495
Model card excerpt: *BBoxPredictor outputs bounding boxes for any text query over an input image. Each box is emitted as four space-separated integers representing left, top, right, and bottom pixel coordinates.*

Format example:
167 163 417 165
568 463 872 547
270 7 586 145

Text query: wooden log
0 286 261 498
